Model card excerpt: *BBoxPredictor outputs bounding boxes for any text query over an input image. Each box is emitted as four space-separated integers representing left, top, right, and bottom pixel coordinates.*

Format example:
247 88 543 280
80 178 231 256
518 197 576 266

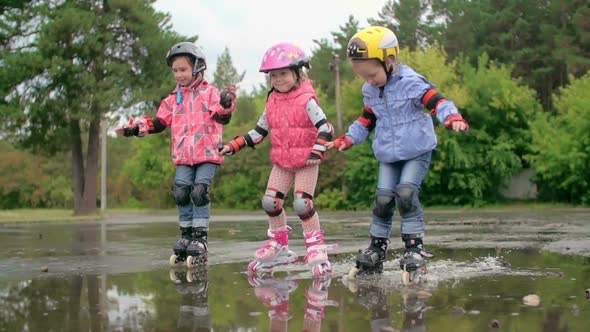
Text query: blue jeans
370 151 432 239
175 163 218 229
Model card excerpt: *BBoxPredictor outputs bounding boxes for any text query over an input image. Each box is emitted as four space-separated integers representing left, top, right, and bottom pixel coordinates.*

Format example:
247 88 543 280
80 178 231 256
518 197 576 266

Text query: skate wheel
186 270 194 283
401 270 411 286
169 269 181 283
169 255 178 266
402 270 420 286
348 267 359 279
345 277 359 293
247 260 258 274
186 255 195 269
248 260 269 274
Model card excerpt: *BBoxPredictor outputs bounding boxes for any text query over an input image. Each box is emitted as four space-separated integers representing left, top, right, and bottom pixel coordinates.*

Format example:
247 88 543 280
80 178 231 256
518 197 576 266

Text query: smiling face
351 59 389 88
171 56 195 86
268 68 297 93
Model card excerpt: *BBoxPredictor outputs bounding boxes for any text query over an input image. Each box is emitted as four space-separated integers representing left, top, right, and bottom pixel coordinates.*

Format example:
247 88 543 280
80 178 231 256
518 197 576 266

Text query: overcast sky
152 0 386 91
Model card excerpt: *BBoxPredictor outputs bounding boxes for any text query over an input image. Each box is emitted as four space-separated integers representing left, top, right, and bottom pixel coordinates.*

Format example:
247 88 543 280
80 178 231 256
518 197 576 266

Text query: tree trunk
70 114 100 216
82 115 100 214
71 119 85 215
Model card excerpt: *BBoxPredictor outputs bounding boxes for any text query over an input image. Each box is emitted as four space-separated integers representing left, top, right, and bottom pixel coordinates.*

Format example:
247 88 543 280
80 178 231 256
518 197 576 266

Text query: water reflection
343 277 430 332
302 278 339 332
353 282 395 332
247 275 339 332
170 268 211 331
66 274 105 332
1 247 590 331
247 275 298 331
67 223 106 332
400 290 428 332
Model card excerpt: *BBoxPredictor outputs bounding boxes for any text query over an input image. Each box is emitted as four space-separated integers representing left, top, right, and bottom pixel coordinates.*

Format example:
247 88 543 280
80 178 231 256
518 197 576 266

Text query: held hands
218 136 246 156
324 135 354 151
218 143 234 156
443 114 470 132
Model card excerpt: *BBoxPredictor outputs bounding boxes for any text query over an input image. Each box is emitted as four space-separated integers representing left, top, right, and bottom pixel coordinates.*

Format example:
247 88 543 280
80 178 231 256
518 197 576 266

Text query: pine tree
213 46 245 88
368 0 431 50
0 0 188 214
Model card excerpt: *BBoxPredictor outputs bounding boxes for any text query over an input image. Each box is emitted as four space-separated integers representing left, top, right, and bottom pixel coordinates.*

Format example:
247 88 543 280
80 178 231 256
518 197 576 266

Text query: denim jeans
370 150 432 239
175 163 218 229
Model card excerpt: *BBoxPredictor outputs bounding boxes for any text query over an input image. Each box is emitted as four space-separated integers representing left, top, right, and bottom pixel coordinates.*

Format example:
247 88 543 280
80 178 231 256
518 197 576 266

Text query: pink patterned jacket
156 79 226 166
266 80 318 169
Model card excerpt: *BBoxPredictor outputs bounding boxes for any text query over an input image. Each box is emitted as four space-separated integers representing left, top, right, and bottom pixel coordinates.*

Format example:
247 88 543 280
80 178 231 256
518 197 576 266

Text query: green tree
527 73 590 203
309 16 359 102
212 46 245 88
309 38 338 100
0 0 187 214
120 134 175 208
422 53 540 205
428 0 491 61
368 0 432 50
429 0 590 110
330 15 359 83
232 92 260 126
0 141 72 208
213 88 271 209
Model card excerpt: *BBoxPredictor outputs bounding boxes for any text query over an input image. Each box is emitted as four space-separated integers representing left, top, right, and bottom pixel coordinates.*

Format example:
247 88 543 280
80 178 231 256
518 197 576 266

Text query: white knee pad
261 188 284 217
294 190 316 220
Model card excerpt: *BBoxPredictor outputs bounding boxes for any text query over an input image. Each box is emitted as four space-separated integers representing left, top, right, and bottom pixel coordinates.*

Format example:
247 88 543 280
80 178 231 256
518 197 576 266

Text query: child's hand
306 158 322 166
218 144 233 156
115 119 138 137
219 136 246 155
326 135 353 151
220 84 237 110
306 151 323 166
443 114 470 132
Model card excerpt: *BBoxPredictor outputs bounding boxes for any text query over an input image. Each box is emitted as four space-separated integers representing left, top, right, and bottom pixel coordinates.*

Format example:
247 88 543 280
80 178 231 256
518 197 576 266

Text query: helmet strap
382 61 396 78
192 62 206 77
379 62 396 98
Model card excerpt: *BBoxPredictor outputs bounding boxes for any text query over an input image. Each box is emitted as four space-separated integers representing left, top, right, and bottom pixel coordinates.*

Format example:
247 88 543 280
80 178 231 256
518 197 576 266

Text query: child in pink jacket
219 43 334 278
117 42 236 268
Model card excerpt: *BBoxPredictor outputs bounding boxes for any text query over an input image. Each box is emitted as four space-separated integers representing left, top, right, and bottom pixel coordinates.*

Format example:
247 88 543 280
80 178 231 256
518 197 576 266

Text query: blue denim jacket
347 63 458 163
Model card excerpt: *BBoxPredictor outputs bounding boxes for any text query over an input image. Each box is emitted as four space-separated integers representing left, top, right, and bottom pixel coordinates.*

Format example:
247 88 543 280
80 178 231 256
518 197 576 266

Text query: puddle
1 248 589 331
1 212 590 331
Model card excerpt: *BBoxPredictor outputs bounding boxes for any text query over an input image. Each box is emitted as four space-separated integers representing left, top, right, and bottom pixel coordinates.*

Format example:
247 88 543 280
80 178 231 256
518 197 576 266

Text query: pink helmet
259 42 310 73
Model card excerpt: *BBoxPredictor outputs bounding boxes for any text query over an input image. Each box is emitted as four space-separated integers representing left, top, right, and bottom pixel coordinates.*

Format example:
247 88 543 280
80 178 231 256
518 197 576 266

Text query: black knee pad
395 183 420 217
172 183 191 206
372 189 396 220
191 183 210 207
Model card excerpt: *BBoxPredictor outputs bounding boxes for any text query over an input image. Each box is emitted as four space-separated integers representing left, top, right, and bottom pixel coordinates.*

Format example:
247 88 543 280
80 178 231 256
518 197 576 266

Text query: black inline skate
399 234 432 286
186 227 208 268
170 226 193 266
348 236 388 278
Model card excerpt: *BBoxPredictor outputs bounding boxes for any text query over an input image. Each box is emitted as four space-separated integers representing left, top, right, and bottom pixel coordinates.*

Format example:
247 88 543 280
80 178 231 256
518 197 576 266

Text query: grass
0 207 263 224
424 201 582 212
0 209 102 223
1 202 586 224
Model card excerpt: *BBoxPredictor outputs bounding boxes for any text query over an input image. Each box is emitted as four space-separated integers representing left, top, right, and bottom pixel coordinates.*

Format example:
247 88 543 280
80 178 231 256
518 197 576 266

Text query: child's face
351 59 388 88
171 56 194 86
269 69 297 93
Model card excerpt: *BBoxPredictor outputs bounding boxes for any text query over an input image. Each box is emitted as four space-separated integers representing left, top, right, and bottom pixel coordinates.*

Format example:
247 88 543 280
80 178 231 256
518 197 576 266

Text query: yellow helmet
347 26 399 62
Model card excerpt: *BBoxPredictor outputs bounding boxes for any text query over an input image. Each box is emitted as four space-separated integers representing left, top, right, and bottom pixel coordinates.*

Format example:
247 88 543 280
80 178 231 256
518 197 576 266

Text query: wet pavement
1 209 590 331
